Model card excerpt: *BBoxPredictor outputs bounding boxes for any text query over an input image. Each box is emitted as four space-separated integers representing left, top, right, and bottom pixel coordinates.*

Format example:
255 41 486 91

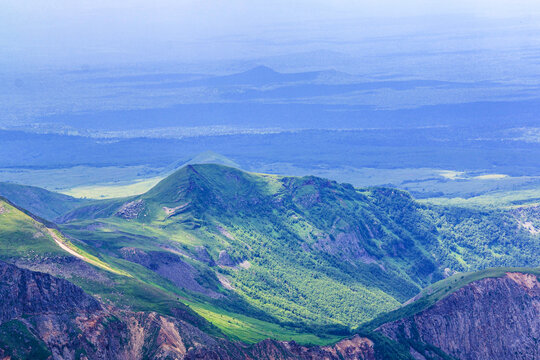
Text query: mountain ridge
1 163 538 349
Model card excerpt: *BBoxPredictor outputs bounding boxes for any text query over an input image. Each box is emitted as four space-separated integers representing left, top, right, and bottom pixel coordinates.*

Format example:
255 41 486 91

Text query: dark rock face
378 272 540 360
314 228 379 265
0 260 101 323
0 261 378 360
0 261 124 359
194 245 215 266
119 247 222 298
115 199 145 219
217 250 235 266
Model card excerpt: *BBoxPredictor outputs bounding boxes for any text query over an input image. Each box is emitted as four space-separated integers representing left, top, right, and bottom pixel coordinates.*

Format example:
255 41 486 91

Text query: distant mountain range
2 65 540 201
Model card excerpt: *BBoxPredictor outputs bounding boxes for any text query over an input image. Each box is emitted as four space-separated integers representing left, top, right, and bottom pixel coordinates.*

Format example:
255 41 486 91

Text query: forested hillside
46 164 539 335
0 164 537 343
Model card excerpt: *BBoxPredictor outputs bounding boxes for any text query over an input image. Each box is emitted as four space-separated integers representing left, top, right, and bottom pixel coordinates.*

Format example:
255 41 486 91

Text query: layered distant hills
2 66 540 189
0 164 538 359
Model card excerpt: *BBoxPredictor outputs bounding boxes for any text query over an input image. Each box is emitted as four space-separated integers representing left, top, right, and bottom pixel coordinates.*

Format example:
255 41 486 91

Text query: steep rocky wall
378 273 540 360
0 261 378 360
0 260 101 323
2 260 537 360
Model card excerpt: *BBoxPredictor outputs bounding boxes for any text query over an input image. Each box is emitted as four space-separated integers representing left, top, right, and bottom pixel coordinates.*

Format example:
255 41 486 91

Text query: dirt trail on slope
46 228 128 276
47 228 88 262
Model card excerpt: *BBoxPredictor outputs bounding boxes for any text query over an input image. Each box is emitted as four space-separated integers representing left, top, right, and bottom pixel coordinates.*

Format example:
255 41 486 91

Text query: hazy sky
2 0 540 69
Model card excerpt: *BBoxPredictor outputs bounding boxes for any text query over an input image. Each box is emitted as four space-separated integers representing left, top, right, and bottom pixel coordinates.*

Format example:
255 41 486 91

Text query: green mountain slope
0 196 65 258
59 164 452 328
0 182 90 220
2 164 538 345
0 195 340 345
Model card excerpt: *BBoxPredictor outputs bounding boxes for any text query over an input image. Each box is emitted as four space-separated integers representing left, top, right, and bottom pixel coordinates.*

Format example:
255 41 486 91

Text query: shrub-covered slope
59 164 447 327
57 164 539 333
2 164 538 344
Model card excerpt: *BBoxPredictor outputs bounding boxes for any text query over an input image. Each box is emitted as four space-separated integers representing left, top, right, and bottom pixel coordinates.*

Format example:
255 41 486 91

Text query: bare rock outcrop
115 199 145 219
378 272 540 360
217 249 235 266
119 247 222 298
194 245 215 266
1 261 538 360
0 261 379 360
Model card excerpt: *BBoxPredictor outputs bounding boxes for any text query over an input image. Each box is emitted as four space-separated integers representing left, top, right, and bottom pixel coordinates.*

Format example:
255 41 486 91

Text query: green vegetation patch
0 320 51 360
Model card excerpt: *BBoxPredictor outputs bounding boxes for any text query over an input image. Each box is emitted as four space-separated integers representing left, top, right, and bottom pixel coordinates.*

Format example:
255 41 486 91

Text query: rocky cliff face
378 272 540 360
0 261 377 360
1 261 537 360
0 261 124 359
182 334 376 360
0 259 101 322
